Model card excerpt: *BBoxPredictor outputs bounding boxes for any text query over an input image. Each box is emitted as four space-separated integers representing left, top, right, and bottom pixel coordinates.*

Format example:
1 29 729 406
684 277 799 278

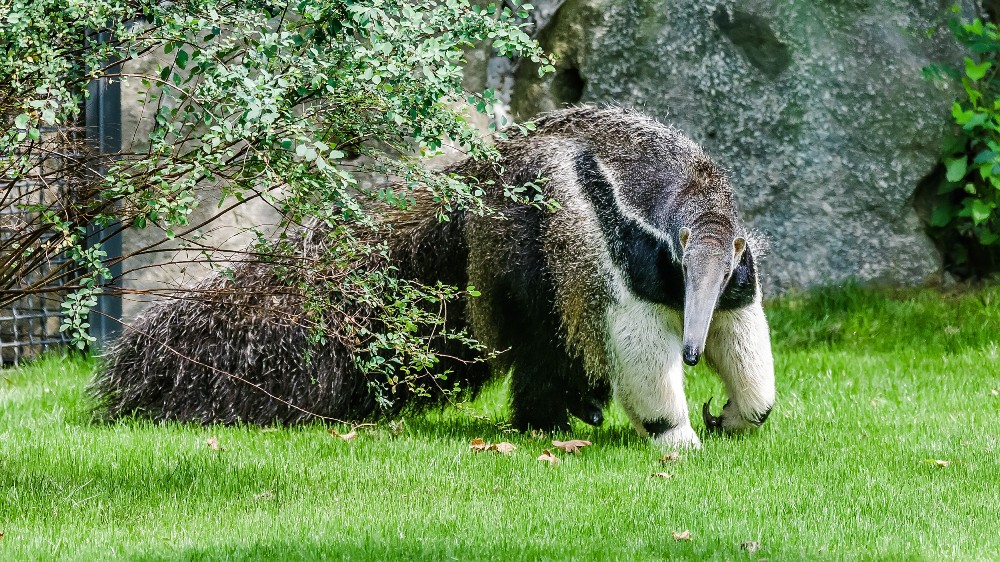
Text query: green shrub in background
924 7 1000 274
1 0 551 401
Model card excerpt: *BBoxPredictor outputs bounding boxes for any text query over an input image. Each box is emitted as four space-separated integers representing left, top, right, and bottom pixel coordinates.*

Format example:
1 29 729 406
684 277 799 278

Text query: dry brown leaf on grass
329 429 357 442
927 459 951 468
672 530 691 541
206 436 222 451
740 540 761 553
552 439 592 454
469 438 516 455
659 452 681 464
991 388 998 397
650 472 673 479
493 442 517 454
537 450 561 466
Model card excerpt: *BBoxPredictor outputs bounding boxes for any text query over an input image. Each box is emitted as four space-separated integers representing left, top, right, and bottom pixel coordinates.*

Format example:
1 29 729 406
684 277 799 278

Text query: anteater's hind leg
508 346 571 431
499 292 606 431
703 301 775 433
566 371 610 427
607 300 701 448
478 203 608 432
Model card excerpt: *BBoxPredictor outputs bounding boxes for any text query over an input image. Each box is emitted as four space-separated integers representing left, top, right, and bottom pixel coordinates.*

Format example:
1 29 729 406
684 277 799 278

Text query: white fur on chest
606 294 683 406
603 270 696 444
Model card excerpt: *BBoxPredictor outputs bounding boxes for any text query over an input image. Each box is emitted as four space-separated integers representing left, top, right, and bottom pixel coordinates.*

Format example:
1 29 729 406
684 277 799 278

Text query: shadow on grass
120 536 694 562
398 400 651 450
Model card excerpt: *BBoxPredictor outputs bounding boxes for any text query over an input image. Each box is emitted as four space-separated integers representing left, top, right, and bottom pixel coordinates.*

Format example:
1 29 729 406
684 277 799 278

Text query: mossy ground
1 284 999 560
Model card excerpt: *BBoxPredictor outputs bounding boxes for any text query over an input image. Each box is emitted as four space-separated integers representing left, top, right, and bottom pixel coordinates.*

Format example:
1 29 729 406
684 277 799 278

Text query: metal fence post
85 29 123 348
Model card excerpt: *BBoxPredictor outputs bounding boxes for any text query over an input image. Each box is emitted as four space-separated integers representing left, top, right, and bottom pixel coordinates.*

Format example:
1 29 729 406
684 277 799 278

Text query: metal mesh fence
0 128 77 365
2 34 121 366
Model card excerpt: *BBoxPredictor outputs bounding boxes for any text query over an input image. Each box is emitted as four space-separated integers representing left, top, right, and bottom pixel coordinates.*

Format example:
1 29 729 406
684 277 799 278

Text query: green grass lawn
2 284 1000 560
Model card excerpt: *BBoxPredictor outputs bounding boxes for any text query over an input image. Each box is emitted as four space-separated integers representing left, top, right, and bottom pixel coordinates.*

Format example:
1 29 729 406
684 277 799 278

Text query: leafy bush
924 7 1000 273
1 0 551 402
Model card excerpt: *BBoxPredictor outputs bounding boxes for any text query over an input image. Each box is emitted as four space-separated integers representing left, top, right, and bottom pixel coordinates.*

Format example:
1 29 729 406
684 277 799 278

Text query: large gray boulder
497 0 977 293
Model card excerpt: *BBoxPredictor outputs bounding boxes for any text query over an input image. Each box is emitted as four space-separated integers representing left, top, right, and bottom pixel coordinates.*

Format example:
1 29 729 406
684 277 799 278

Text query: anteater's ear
679 227 691 250
733 237 747 261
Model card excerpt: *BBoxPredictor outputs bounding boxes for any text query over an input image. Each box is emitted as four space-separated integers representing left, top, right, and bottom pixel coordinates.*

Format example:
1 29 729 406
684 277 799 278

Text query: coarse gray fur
94 105 775 444
455 106 774 444
95 225 380 424
93 221 489 425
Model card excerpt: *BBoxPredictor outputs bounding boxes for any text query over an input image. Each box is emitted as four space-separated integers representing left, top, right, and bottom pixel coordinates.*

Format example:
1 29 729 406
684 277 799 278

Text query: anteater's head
677 225 746 366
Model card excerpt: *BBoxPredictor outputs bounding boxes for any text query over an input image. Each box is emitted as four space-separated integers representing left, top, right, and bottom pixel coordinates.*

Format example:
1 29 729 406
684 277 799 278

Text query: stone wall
117 51 282 322
116 51 488 322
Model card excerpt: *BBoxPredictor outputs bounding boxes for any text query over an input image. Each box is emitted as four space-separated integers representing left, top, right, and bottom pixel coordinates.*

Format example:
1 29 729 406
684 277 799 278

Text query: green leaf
963 198 993 224
930 202 953 227
942 133 966 155
14 113 29 128
964 80 983 106
952 102 974 124
973 149 997 164
945 156 968 182
965 57 991 81
964 112 988 129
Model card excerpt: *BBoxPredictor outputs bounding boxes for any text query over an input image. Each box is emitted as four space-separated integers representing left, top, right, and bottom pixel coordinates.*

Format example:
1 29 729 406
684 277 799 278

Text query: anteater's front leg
703 300 775 432
607 301 701 448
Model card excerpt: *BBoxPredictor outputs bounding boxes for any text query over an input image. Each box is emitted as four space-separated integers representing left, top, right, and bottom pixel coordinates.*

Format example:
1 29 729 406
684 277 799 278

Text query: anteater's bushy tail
92 208 490 425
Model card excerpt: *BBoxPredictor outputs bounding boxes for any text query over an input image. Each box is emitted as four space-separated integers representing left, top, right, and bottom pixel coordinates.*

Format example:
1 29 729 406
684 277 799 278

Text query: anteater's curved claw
702 397 723 433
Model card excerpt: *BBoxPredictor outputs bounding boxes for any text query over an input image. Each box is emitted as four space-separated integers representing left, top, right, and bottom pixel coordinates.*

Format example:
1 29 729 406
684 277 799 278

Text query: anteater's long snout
681 260 728 366
683 344 701 366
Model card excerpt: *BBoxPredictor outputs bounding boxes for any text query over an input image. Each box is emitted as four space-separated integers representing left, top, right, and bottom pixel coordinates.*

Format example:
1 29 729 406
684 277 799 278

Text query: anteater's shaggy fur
94 198 492 424
95 106 766 431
